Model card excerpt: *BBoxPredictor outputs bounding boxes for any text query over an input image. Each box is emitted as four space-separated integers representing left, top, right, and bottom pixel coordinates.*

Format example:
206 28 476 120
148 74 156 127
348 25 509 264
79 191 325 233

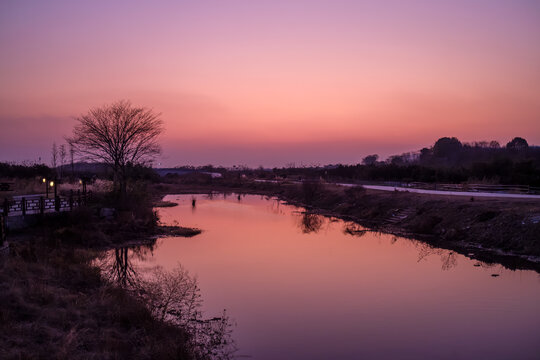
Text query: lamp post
79 178 87 196
49 180 60 211
51 180 57 198
42 178 48 198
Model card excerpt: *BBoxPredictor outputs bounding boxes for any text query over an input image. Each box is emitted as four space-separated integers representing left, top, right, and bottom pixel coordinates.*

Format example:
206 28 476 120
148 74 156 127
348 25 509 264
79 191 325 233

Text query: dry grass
0 243 193 360
0 186 207 359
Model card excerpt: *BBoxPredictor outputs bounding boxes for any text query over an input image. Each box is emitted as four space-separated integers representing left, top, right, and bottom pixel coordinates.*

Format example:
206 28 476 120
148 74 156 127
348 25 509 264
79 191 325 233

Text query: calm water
116 194 540 359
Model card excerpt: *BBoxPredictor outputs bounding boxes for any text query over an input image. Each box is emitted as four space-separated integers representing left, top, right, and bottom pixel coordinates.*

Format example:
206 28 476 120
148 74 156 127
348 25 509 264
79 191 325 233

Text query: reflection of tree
112 248 137 286
440 251 458 271
96 248 236 359
97 245 155 287
473 261 497 269
268 200 284 215
343 223 367 238
414 241 458 271
299 212 323 233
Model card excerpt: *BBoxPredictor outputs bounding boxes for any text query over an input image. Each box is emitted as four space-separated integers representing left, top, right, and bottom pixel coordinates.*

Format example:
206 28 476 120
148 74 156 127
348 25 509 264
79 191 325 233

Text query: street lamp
43 178 49 198
42 178 56 198
79 178 87 195
50 180 57 199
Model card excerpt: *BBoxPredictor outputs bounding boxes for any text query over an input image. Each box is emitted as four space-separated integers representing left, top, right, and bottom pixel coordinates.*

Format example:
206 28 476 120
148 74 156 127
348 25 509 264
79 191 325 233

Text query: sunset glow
1 0 539 166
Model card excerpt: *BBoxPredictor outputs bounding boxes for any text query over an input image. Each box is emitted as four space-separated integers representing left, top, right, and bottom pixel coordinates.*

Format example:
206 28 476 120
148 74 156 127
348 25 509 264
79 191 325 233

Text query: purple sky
1 0 539 167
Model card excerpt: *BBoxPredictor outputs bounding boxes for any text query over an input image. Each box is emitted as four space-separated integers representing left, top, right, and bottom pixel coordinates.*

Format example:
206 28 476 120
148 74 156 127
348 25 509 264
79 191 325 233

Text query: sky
1 0 539 167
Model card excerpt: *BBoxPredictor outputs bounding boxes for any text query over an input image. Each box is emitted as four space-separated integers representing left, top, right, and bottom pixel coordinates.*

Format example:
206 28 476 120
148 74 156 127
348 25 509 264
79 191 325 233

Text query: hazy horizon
1 0 539 167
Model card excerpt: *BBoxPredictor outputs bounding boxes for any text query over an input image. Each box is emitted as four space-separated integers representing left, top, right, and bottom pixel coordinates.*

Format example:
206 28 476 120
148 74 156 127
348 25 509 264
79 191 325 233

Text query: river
103 193 540 359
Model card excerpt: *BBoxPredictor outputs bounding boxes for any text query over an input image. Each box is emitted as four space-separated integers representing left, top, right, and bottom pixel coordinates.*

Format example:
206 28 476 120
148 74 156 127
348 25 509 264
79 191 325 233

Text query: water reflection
288 203 518 273
342 222 470 271
120 193 540 360
97 245 236 359
98 245 155 286
268 199 285 215
414 241 459 270
298 212 323 234
343 222 368 238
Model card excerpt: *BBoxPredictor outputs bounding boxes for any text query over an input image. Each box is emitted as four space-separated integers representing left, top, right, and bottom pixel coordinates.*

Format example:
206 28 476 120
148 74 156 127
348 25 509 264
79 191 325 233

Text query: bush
301 180 321 204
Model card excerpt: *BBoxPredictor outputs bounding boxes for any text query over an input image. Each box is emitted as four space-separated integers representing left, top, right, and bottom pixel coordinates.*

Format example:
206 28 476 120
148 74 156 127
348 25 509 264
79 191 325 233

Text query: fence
1 190 92 217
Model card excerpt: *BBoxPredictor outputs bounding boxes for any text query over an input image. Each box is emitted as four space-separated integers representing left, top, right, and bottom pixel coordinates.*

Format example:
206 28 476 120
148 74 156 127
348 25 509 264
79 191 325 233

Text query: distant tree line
269 137 540 186
0 162 54 179
3 136 539 187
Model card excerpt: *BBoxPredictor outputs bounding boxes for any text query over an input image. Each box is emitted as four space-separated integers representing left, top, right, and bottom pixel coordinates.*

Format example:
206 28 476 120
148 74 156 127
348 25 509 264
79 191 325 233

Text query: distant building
154 168 222 178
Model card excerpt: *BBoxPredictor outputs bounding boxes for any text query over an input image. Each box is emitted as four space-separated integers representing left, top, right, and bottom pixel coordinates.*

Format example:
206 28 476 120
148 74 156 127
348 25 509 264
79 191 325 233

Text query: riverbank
0 197 202 359
152 180 540 272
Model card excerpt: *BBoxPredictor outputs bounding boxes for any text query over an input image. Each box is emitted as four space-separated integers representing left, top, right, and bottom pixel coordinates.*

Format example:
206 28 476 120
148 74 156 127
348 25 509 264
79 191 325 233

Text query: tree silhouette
68 100 163 195
506 137 528 151
362 154 379 165
433 137 462 158
51 142 58 174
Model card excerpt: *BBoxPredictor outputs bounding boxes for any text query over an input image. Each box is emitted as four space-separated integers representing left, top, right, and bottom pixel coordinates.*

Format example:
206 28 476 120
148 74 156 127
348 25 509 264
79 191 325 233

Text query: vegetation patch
154 200 179 208
156 226 202 237
0 185 212 359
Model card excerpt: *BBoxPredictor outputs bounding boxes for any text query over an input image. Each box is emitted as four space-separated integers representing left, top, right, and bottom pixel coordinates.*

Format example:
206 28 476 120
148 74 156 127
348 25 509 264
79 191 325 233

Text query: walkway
339 183 540 199
253 179 540 199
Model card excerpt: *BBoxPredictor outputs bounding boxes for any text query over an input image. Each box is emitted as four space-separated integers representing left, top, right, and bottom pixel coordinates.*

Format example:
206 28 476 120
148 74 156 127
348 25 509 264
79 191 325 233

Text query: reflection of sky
1 1 540 166
124 194 540 360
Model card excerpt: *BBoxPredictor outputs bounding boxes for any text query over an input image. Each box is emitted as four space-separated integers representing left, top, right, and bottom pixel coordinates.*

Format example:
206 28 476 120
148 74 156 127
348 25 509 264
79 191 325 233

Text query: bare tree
69 143 75 177
138 265 236 359
51 142 58 177
59 144 66 178
68 100 164 195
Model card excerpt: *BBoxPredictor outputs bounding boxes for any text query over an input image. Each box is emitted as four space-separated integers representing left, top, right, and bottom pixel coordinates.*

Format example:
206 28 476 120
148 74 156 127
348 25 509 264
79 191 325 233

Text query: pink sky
1 0 539 167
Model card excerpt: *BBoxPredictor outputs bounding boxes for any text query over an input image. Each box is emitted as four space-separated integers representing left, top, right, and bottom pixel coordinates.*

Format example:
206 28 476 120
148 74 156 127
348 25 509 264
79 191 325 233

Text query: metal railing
1 190 92 217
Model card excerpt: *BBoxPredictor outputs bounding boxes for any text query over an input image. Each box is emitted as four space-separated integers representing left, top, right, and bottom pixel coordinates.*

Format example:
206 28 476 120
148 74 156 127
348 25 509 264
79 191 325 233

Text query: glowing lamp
49 181 54 187
42 178 46 183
